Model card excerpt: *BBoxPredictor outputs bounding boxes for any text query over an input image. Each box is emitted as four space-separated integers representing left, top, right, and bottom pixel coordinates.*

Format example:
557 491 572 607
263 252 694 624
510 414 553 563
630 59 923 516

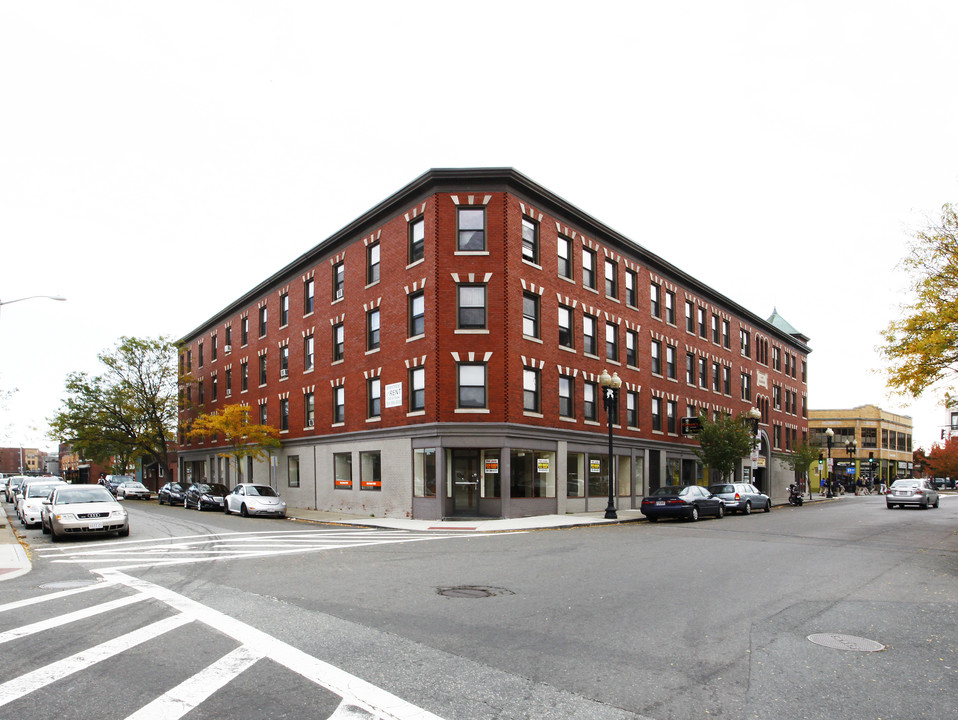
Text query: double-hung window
279 345 289 378
582 248 597 289
333 385 345 423
666 345 676 379
259 355 267 386
651 340 662 375
457 363 486 409
280 398 289 431
523 368 540 413
367 309 380 351
409 291 425 337
522 218 539 264
605 322 618 362
457 207 485 251
626 329 638 367
558 305 573 349
650 283 661 318
304 278 314 315
367 242 380 285
304 392 315 427
304 334 314 371
522 293 539 339
280 293 289 327
652 397 662 432
458 285 486 329
368 378 381 419
241 317 249 346
559 376 574 418
332 262 344 300
558 236 572 278
583 314 597 356
241 361 248 392
686 352 695 385
333 322 344 362
584 381 598 421
259 307 267 338
604 259 617 298
626 390 638 427
409 218 425 264
409 367 425 412
625 270 637 307
665 291 675 324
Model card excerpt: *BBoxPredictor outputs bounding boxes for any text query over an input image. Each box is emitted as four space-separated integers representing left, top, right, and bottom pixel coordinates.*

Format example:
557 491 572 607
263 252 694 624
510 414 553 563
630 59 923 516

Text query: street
2 495 956 719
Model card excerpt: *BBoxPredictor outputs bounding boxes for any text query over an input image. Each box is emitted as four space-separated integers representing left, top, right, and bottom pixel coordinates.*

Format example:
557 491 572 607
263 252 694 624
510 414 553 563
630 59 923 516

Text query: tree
880 203 958 404
925 436 958 479
186 403 280 480
49 336 179 474
782 442 821 491
692 412 755 481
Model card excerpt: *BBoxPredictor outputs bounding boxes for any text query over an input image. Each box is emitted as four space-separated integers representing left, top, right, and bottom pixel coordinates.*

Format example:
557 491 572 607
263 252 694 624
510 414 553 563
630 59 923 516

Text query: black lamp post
599 369 621 520
845 439 857 491
825 428 834 497
747 407 761 487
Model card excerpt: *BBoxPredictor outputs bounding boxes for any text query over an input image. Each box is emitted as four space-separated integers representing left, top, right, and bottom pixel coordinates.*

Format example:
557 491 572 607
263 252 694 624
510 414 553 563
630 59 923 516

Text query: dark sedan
157 482 187 506
184 482 229 511
640 485 725 522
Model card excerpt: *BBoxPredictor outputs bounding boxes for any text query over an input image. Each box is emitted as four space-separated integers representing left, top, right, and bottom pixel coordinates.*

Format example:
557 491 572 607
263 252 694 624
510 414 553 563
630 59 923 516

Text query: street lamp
0 295 66 318
825 428 835 497
845 439 857 491
747 407 761 488
599 368 621 520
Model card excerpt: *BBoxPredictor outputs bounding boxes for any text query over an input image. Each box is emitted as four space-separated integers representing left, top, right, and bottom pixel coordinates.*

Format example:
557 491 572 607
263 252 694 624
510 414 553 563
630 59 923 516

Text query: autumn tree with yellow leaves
186 403 280 482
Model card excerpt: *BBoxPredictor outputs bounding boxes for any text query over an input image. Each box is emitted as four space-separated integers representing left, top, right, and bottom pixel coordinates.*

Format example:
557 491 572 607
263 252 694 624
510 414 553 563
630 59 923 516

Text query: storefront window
481 450 501 498
287 455 300 488
510 449 556 498
333 453 352 490
588 454 609 498
567 453 584 498
414 448 436 498
666 457 682 486
632 456 645 497
360 451 381 491
616 456 631 497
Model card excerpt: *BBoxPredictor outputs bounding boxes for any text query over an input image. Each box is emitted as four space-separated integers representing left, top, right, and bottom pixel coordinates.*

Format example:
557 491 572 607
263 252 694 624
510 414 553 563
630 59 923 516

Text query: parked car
41 484 129 541
224 483 287 518
707 483 771 514
116 481 151 500
886 479 940 509
102 474 135 496
4 475 30 504
640 485 725 522
17 479 67 527
184 482 229 511
157 482 187 506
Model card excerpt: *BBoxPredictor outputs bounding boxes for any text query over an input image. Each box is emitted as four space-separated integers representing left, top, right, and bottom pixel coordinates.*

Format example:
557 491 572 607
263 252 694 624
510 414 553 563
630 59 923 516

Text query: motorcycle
788 483 804 506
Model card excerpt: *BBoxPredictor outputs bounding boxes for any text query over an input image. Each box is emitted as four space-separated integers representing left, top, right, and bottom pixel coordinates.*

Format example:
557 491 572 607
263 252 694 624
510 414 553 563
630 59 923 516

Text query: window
414 448 437 497
259 355 267 386
304 392 314 427
361 451 381 491
773 385 782 410
522 293 540 339
626 390 638 427
457 363 486 408
740 329 751 357
304 278 314 315
332 261 344 300
712 314 719 344
224 368 232 397
241 361 248 392
211 375 219 401
225 326 232 351
198 342 204 368
333 322 344 362
280 398 289 431
457 207 485 251
652 397 662 432
665 290 675 324
367 309 380 351
666 344 676 379
582 248 596 289
409 291 425 337
650 283 661 318
241 317 249 346
667 400 677 434
558 305 573 349
558 236 572 278
409 218 425 264
333 385 345 423
304 334 314 371
522 217 539 264
367 242 380 285
279 345 289 378
583 314 597 355
259 403 267 425
334 452 351 489
741 372 752 401
258 307 267 338
584 381 598 421
198 380 204 404
410 367 425 412
523 368 540 413
686 352 696 384
559 375 574 418
650 340 662 375
685 301 694 332
626 329 638 367
368 377 381 419
605 259 617 298
458 284 486 329
605 322 618 362
288 456 300 488
723 366 731 395
712 362 721 392
211 335 218 361
625 269 637 307
280 293 289 327
722 319 730 349
698 307 707 338
698 357 707 389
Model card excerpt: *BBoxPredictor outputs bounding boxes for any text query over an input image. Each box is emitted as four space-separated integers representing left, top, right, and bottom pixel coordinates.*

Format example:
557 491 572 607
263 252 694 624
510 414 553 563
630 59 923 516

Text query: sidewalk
0 505 31 581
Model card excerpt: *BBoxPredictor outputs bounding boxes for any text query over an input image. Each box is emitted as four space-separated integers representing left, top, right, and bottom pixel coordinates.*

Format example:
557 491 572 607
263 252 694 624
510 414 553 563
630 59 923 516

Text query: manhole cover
437 585 513 599
38 579 100 590
807 633 885 652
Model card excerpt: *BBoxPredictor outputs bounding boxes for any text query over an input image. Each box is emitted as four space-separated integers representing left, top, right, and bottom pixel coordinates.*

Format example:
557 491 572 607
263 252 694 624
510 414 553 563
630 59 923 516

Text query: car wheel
648 516 657 522
50 525 61 542
743 501 751 515
933 498 940 508
184 498 189 509
716 504 725 519
241 504 249 518
689 506 699 522
886 503 894 509
764 500 771 512
921 501 928 510
224 501 231 515
41 519 50 535
117 526 129 538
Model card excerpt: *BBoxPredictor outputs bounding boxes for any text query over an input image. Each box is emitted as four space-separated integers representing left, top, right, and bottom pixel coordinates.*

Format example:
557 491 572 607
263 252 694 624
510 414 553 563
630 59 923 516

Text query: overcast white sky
2 1 957 454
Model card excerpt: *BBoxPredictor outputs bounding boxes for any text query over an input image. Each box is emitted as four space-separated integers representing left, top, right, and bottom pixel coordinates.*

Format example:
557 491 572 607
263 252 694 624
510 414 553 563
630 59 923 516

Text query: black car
184 482 229 510
157 482 187 506
640 485 725 522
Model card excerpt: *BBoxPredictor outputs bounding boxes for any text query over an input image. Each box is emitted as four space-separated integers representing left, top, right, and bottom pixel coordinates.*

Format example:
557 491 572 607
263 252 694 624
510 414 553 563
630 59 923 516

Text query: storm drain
437 585 514 599
807 633 885 652
39 579 100 590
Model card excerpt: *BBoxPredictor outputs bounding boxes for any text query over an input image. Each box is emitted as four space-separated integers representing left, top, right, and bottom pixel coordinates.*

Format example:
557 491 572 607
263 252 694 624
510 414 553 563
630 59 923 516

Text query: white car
18 480 67 527
224 483 287 518
116 481 152 500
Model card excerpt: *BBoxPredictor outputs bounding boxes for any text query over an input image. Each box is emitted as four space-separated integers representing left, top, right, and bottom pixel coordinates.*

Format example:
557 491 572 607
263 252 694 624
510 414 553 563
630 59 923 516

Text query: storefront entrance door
451 450 480 516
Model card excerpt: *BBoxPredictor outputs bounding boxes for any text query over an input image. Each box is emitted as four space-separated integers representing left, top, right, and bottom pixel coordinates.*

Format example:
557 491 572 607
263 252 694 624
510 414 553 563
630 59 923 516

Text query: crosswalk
35 526 492 571
0 569 444 720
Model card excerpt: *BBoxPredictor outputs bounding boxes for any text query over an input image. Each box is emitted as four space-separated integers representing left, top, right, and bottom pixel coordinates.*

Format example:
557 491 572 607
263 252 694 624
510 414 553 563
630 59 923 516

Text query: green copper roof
767 308 809 344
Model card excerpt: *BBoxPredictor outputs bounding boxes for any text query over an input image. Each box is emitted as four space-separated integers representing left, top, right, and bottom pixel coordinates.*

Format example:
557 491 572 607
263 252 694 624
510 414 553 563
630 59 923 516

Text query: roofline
177 167 811 353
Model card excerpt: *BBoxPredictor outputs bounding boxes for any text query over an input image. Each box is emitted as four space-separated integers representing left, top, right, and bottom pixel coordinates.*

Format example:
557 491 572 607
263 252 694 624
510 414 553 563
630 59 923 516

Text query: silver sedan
41 484 130 541
886 479 940 509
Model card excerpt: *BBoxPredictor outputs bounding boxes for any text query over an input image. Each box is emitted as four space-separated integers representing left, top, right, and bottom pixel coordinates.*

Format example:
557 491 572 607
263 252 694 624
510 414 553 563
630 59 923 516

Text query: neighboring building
808 405 913 487
177 168 811 519
946 402 958 441
58 443 111 485
0 446 41 474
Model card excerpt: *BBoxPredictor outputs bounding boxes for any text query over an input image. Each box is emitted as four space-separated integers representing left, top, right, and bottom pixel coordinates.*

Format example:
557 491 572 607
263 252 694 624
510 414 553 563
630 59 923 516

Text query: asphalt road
2 494 956 720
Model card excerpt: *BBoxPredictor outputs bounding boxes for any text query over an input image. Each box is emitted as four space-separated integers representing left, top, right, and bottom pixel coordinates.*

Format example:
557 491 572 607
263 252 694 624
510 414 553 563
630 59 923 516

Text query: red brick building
177 168 810 519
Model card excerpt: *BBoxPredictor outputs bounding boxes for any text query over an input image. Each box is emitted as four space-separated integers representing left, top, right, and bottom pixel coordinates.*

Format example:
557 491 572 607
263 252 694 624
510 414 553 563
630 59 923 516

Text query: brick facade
178 169 810 519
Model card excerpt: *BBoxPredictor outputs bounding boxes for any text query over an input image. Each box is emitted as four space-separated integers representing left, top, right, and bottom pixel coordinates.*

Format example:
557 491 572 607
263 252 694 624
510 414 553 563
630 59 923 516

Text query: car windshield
891 481 919 489
248 485 278 497
110 476 134 483
206 484 229 495
55 487 116 504
123 482 147 490
709 485 734 494
651 486 686 496
27 484 61 498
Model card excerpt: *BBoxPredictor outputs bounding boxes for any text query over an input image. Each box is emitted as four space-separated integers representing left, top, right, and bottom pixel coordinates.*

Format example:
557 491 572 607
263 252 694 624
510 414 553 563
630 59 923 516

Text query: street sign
681 417 701 435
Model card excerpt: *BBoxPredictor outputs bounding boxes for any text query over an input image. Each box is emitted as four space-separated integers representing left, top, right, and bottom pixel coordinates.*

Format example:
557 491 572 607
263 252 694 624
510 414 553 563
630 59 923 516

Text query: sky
2 1 957 454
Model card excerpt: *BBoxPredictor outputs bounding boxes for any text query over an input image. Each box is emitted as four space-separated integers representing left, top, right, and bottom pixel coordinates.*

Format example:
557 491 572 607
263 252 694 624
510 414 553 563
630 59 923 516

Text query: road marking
0 613 192 708
0 578 115 613
123 645 265 720
0 593 146 645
